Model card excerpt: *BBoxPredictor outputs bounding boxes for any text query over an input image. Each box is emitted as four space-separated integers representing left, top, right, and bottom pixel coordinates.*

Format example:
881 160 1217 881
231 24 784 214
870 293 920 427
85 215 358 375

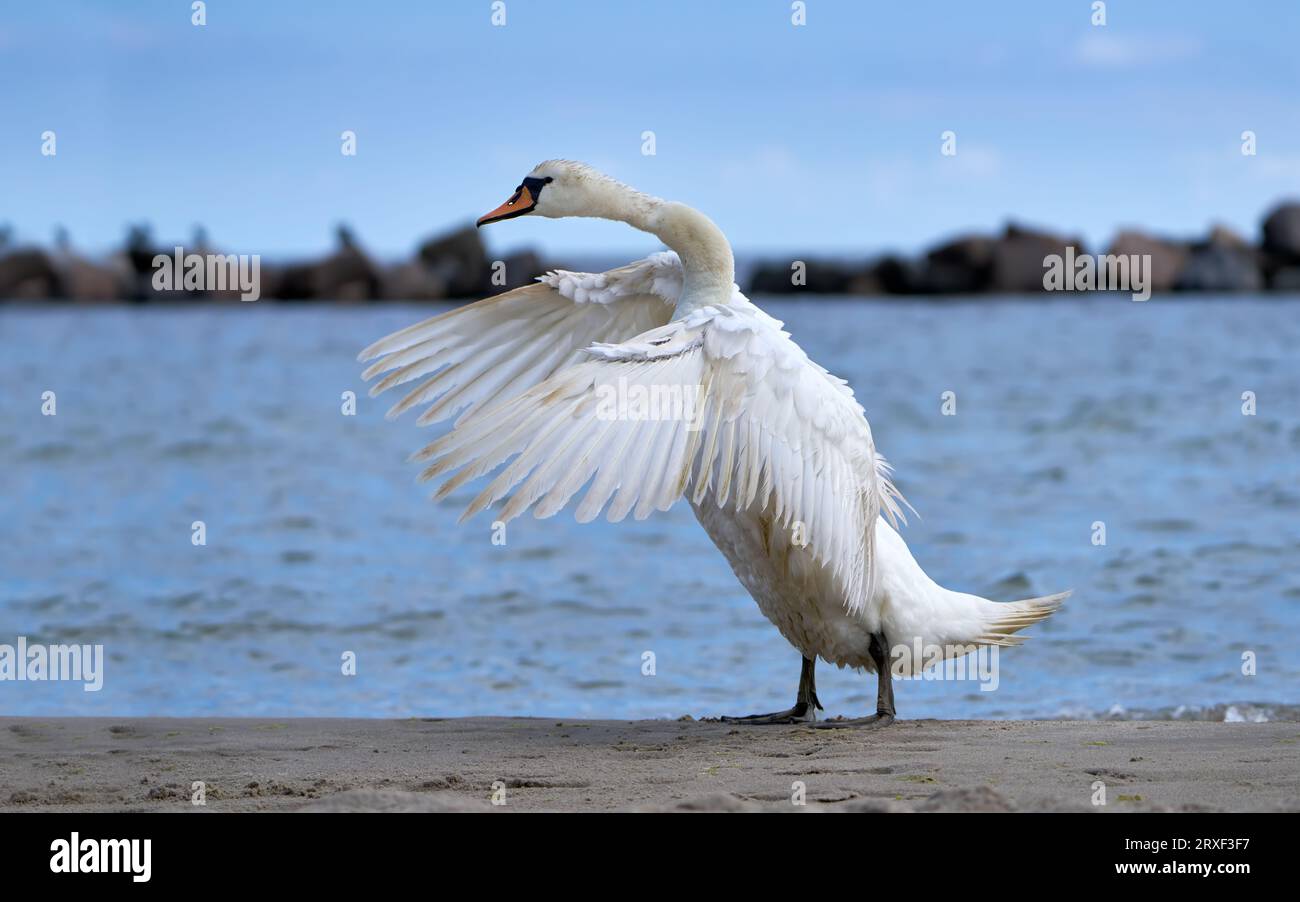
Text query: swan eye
521 175 553 196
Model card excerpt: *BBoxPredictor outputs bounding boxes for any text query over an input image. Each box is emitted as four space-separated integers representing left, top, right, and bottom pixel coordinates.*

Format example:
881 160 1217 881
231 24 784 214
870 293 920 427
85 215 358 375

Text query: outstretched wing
357 252 682 427
412 303 907 614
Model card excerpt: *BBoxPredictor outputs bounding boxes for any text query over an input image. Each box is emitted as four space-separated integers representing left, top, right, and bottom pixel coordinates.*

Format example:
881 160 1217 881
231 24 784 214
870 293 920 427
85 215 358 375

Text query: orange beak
476 184 537 227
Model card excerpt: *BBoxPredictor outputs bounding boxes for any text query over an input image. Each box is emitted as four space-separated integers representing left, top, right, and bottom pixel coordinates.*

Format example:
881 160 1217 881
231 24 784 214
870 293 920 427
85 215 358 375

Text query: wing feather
365 270 908 616
404 304 904 613
358 255 679 428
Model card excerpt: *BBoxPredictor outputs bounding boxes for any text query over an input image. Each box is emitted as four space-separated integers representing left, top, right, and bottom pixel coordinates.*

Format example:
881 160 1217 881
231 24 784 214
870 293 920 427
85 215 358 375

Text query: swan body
360 160 1065 721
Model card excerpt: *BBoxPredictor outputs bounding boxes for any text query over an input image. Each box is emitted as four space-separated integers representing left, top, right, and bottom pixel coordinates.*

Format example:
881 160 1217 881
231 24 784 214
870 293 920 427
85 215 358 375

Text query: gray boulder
1268 267 1300 291
54 252 128 302
272 226 382 301
272 250 381 301
1105 230 1189 292
381 260 448 301
418 225 490 297
1175 247 1262 291
748 259 870 294
989 223 1086 293
917 234 996 293
490 249 545 295
748 261 800 294
1261 202 1300 262
1175 226 1262 292
0 248 64 299
871 255 926 294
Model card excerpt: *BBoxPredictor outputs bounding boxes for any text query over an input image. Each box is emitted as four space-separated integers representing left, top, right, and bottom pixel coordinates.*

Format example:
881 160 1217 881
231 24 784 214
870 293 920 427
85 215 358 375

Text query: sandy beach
1 717 1295 812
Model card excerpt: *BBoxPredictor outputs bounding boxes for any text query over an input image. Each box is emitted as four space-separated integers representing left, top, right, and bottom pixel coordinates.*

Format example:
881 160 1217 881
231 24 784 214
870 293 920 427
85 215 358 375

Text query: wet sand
1 717 1296 812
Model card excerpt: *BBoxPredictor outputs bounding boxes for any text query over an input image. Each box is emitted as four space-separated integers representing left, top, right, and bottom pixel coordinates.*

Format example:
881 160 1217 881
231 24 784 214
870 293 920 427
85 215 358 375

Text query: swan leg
814 634 896 729
720 656 822 724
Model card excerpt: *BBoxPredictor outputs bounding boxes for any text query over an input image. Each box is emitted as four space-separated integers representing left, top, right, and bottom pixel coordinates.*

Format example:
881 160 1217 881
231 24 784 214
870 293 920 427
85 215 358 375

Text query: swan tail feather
975 591 1070 647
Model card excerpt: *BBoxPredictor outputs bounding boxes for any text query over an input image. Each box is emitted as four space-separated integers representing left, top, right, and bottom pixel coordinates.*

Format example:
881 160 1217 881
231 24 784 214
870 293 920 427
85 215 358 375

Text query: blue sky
1 0 1298 260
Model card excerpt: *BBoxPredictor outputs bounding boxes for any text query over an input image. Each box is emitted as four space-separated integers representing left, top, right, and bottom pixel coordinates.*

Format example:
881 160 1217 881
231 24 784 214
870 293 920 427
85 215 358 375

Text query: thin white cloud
719 146 809 185
106 20 161 51
1072 32 1202 69
861 144 1003 204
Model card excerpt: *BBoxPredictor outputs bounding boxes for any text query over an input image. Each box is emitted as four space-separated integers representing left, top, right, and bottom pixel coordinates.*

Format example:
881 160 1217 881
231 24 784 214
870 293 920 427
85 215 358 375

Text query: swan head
476 160 644 226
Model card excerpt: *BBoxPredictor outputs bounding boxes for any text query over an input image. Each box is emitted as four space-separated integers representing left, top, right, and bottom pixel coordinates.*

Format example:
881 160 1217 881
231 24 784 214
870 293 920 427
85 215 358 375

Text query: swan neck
623 199 735 312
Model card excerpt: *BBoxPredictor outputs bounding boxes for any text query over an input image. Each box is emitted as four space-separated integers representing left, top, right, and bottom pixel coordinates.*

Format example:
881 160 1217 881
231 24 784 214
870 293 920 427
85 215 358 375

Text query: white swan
359 160 1066 726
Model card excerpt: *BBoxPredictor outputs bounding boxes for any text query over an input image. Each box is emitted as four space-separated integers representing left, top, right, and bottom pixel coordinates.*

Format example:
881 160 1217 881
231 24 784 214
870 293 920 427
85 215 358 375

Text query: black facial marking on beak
476 176 554 227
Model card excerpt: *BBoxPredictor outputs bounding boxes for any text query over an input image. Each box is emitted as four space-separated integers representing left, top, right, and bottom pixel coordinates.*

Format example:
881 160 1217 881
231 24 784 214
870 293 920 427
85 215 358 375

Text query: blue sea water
1 296 1297 720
